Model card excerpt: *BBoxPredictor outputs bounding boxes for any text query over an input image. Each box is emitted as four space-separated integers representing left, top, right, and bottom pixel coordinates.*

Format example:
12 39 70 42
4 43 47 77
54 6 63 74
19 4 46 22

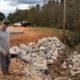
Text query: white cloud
17 4 29 10
0 0 14 16
0 0 43 16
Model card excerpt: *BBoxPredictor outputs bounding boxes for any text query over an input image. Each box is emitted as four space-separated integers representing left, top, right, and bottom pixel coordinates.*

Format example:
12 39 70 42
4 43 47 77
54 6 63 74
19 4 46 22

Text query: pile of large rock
68 51 80 76
10 37 66 68
10 36 80 80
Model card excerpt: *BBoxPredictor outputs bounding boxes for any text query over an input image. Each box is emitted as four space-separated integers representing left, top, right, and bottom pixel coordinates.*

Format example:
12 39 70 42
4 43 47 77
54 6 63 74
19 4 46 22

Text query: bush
63 31 80 48
75 44 80 54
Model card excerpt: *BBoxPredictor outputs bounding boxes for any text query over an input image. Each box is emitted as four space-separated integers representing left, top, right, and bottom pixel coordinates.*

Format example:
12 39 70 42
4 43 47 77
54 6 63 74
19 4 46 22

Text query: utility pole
63 0 66 38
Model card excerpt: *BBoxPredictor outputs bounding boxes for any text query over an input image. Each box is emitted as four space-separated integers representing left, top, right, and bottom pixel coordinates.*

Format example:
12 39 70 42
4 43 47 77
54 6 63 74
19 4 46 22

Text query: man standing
0 18 10 75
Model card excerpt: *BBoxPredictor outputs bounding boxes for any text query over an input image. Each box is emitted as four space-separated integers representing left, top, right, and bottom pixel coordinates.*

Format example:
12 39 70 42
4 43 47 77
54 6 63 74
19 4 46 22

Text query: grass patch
32 27 63 39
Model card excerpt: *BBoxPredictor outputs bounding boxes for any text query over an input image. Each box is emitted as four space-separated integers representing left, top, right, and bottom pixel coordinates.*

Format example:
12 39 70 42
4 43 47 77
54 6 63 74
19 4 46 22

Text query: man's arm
0 46 4 52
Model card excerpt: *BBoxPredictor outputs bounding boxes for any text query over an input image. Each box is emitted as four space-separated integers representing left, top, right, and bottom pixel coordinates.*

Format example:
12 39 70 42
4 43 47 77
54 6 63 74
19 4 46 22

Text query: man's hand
2 50 8 56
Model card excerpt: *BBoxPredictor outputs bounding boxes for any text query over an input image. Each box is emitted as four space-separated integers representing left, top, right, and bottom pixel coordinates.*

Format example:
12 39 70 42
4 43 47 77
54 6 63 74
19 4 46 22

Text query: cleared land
9 26 62 46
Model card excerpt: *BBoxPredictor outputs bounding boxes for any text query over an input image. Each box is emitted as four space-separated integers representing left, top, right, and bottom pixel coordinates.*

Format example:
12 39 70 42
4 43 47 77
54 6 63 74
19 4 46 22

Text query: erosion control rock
10 37 79 80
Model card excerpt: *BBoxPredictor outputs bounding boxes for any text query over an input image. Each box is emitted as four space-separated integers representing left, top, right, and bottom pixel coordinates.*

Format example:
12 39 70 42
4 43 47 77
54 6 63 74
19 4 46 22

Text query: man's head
2 18 10 30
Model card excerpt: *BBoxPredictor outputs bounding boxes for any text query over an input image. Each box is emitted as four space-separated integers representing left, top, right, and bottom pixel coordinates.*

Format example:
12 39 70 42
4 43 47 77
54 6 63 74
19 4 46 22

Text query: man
0 18 10 75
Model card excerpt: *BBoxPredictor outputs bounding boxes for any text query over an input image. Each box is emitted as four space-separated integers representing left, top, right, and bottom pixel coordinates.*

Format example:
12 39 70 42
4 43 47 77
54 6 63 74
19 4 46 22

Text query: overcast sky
0 0 43 16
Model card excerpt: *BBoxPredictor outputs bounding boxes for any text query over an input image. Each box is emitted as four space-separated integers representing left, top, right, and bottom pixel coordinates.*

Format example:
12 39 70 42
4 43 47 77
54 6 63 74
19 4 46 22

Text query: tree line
0 12 5 21
7 0 80 30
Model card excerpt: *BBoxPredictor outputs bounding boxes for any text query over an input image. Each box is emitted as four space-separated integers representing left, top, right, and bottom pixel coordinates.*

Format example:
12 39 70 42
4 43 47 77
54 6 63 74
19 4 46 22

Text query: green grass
32 27 79 40
32 27 63 39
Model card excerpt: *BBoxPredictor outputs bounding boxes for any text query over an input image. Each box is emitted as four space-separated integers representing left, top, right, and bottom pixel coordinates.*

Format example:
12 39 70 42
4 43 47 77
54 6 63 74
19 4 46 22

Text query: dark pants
0 52 10 74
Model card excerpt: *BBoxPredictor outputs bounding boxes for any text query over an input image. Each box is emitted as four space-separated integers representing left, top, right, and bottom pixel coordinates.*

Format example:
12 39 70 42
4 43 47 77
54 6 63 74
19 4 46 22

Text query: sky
0 0 43 16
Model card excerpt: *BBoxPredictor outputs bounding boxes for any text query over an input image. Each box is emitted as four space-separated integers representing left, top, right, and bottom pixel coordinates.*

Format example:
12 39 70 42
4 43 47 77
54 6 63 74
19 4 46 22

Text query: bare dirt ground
9 27 54 46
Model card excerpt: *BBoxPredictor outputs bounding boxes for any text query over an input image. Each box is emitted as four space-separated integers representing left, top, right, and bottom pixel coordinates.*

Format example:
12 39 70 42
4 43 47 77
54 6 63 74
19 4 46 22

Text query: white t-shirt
0 29 10 52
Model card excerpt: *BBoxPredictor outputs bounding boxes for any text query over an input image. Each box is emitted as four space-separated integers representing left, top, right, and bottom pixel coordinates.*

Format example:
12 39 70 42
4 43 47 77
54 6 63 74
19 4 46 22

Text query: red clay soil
9 27 54 46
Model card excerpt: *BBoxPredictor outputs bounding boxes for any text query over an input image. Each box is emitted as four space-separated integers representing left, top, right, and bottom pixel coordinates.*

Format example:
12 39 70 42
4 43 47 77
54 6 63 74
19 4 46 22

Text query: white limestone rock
39 46 47 52
62 62 67 69
31 53 47 70
20 54 32 63
50 44 57 50
17 50 28 59
41 37 48 42
46 75 52 80
51 56 57 60
10 46 21 54
52 51 59 58
46 50 53 59
70 69 80 76
68 51 80 76
47 59 54 64
19 44 32 53
32 47 39 52
55 77 71 80
39 51 47 59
